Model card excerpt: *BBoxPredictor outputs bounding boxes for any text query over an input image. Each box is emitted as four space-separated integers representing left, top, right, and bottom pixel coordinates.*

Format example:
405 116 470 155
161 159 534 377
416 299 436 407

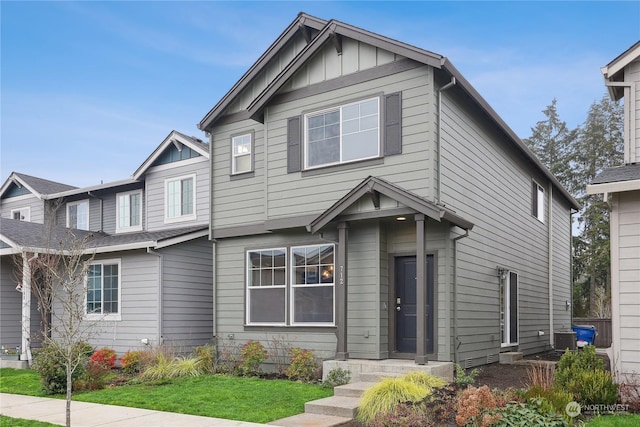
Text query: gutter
452 228 470 363
146 247 164 346
548 184 553 346
437 76 456 205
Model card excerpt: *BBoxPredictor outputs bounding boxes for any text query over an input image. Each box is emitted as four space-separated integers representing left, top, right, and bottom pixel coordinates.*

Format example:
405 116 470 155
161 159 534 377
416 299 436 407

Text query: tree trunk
66 359 72 427
589 266 596 317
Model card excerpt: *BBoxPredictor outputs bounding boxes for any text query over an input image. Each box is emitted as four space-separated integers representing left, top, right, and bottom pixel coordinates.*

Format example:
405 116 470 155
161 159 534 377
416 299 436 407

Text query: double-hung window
165 174 195 222
86 260 120 320
246 244 335 326
232 133 253 174
116 191 142 232
532 181 545 223
11 207 30 222
67 200 89 230
305 98 379 169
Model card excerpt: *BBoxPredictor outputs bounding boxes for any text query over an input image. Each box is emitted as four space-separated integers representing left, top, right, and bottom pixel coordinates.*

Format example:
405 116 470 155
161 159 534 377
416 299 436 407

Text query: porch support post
335 221 349 361
415 214 428 365
21 252 32 362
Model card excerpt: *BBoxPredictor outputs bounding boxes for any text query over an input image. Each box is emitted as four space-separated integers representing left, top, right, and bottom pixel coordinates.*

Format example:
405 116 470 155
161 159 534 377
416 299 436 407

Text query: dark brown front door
395 255 434 354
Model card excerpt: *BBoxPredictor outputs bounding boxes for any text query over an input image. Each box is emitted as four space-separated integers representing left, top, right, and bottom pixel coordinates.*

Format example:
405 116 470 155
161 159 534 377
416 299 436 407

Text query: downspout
88 191 103 232
437 76 456 205
211 240 217 342
548 184 554 347
147 248 163 346
452 229 469 363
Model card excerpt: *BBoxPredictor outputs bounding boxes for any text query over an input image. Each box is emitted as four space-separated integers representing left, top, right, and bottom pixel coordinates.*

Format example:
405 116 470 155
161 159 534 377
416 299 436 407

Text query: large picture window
165 175 195 222
116 190 142 232
67 200 89 230
245 244 335 326
305 98 379 169
86 260 120 319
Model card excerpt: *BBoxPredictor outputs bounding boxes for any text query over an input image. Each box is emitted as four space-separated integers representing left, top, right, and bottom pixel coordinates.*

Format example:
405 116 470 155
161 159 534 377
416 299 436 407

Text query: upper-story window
116 190 142 232
67 200 89 230
165 174 196 223
532 181 545 223
11 207 30 222
304 97 380 169
232 132 253 175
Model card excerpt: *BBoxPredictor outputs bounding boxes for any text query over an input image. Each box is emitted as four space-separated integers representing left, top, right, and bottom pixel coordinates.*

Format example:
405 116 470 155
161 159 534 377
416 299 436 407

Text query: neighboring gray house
588 40 640 381
199 13 580 368
0 130 213 360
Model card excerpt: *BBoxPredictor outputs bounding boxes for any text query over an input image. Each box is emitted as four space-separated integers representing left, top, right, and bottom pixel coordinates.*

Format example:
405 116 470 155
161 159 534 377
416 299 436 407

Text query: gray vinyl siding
159 237 213 350
616 191 640 375
438 86 567 364
0 256 44 350
1 194 44 224
379 227 389 359
210 64 435 229
144 157 210 231
629 59 640 163
552 193 572 332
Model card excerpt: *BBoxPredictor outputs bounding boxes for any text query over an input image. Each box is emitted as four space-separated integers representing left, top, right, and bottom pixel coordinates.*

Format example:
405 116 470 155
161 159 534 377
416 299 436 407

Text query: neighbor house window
245 244 335 326
116 191 142 232
500 271 519 346
165 175 195 222
67 200 89 230
232 133 253 174
86 260 120 319
246 248 287 325
532 181 545 222
304 97 379 169
11 207 30 222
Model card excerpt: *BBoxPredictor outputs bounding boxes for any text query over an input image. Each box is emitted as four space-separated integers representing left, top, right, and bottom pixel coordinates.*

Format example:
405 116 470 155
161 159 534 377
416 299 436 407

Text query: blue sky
2 1 639 187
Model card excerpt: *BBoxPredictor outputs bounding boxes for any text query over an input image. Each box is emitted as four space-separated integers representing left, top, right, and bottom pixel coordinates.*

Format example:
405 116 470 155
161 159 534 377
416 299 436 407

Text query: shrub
285 348 318 382
522 386 574 421
493 399 567 426
555 346 604 389
240 340 267 376
526 361 555 390
454 363 479 388
555 346 617 406
369 401 431 427
322 367 351 388
120 350 144 375
89 347 116 369
266 335 293 375
194 344 216 373
402 371 448 391
31 340 94 395
455 385 502 427
358 377 430 424
215 338 242 375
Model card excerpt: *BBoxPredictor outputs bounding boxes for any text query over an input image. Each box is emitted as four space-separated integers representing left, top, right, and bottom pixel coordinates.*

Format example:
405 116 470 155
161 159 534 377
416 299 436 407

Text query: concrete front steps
268 359 454 427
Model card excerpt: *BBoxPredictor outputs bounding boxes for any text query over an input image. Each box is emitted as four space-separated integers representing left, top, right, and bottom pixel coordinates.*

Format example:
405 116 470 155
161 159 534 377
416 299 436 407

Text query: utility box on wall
554 331 577 352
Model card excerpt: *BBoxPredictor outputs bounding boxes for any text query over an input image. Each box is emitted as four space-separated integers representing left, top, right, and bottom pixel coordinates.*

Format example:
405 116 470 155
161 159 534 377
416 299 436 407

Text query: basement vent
487 354 494 364
464 358 472 369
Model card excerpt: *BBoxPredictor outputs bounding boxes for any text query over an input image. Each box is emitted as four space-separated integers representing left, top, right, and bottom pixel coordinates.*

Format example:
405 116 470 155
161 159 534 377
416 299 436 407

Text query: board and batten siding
144 157 209 232
438 85 570 365
1 194 44 224
210 64 435 229
159 237 213 350
612 190 640 377
628 59 640 164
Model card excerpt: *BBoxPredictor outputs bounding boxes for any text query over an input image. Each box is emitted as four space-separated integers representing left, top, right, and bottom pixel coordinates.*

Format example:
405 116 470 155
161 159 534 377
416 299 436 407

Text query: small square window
11 207 30 222
232 133 253 175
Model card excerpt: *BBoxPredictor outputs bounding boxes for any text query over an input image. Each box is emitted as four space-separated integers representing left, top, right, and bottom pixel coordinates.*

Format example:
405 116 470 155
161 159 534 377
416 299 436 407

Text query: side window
116 191 142 232
231 132 253 175
11 207 30 222
165 175 196 223
532 181 545 223
67 200 89 230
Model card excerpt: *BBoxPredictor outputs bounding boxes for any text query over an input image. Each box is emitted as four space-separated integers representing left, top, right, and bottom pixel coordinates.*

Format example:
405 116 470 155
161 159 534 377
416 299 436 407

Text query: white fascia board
43 178 139 199
0 175 43 200
603 44 640 79
87 241 157 254
0 247 20 256
586 179 640 195
154 229 209 249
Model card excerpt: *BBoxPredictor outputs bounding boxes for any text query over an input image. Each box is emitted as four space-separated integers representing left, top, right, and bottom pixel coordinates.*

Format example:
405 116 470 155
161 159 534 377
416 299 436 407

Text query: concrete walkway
0 393 265 426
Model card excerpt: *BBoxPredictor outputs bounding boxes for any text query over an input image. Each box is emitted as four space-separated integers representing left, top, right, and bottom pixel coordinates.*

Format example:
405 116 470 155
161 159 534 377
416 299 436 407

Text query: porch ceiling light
396 216 406 221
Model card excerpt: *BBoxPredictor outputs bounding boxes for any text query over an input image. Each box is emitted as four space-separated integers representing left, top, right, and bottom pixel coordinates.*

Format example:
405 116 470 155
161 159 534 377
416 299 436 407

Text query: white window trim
85 258 121 322
231 132 253 175
11 207 31 222
290 244 335 327
303 97 381 170
66 200 90 230
115 190 143 233
533 180 545 223
246 247 288 326
501 271 519 347
164 174 196 224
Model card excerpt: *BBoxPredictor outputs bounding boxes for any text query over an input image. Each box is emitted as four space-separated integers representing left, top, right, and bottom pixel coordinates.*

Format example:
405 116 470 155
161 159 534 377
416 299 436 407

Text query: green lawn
0 416 59 427
586 414 640 426
0 368 332 423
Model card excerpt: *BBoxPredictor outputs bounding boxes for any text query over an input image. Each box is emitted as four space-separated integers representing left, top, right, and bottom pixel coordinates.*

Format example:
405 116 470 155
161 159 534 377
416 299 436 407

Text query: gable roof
308 176 474 233
0 172 76 200
0 217 208 255
133 130 209 179
601 40 640 101
198 13 580 211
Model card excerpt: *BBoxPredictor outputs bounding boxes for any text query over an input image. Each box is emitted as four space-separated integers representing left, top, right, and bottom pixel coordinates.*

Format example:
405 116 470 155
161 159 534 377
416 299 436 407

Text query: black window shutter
287 116 302 173
384 92 402 156
509 272 518 344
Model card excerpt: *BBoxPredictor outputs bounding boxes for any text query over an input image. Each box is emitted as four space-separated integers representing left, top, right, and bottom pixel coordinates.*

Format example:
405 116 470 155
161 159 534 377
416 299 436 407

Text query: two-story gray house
199 13 580 369
0 130 213 361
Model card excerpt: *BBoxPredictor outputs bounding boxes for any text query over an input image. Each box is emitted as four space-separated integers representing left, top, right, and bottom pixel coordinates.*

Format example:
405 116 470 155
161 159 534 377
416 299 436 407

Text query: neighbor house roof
0 172 77 200
308 176 474 233
601 40 640 101
587 164 640 195
198 13 580 211
0 217 208 255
